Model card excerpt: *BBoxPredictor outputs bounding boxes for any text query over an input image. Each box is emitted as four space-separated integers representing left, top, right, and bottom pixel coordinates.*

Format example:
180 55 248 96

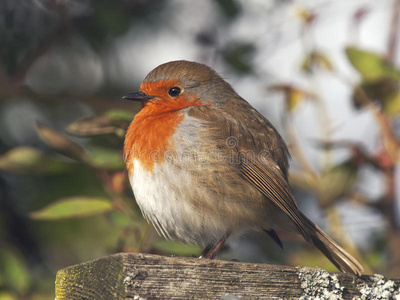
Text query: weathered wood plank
55 253 400 299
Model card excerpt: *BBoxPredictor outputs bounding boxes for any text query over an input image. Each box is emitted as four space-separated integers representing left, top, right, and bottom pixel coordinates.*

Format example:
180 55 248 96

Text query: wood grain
55 253 400 299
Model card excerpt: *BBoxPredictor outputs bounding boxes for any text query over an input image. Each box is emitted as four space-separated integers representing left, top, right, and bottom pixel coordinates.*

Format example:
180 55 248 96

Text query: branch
55 253 400 299
387 0 400 64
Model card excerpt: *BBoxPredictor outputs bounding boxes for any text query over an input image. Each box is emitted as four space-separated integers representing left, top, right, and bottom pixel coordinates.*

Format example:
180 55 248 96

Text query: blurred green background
1 0 400 298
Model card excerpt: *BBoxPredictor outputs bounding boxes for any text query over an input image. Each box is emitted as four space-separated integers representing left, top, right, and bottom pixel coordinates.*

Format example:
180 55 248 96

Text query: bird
123 60 363 276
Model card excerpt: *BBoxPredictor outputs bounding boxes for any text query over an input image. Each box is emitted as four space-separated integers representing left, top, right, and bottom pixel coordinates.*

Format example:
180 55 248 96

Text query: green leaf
301 51 333 74
0 292 17 300
213 0 241 19
106 109 134 123
89 147 125 170
0 247 30 293
152 240 202 257
30 196 113 220
0 146 71 175
289 248 336 273
352 77 399 110
365 249 385 269
296 7 316 25
383 92 400 115
351 85 370 109
109 211 142 228
317 161 358 207
345 47 400 81
223 42 255 74
346 47 385 81
269 84 315 112
36 123 90 163
67 117 118 137
67 109 132 138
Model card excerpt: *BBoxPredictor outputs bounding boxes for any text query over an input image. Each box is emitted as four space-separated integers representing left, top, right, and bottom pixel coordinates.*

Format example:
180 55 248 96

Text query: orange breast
124 105 183 173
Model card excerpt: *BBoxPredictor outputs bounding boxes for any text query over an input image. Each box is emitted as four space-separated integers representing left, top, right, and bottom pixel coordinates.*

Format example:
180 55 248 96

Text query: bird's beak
122 91 154 102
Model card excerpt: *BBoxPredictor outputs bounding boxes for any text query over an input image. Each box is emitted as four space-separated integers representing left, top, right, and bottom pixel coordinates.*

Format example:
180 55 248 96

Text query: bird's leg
202 231 231 259
198 244 213 259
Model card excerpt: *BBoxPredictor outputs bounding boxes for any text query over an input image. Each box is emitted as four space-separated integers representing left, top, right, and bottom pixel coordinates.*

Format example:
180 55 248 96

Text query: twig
387 0 400 64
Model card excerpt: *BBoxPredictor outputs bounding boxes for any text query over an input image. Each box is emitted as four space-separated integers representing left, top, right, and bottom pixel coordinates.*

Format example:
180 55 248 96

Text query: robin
123 60 363 276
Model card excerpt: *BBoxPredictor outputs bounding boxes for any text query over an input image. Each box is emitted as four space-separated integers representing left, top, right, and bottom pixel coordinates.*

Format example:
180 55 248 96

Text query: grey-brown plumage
124 60 364 276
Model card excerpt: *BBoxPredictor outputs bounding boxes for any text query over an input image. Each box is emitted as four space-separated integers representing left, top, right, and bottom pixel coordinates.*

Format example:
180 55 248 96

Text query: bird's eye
168 86 181 97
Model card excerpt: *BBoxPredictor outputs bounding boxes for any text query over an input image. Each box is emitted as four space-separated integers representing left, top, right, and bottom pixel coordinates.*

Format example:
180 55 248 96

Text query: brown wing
189 103 363 275
239 155 312 242
188 103 312 242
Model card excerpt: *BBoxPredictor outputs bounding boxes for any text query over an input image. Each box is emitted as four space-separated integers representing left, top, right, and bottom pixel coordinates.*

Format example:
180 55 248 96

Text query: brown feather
239 157 312 242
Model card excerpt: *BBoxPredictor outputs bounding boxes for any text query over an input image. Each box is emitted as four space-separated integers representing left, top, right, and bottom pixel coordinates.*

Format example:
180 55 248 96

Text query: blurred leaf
352 77 399 110
0 292 17 300
296 8 317 25
195 31 217 47
345 47 400 82
301 51 333 73
289 171 319 191
269 84 314 112
0 146 71 175
362 77 398 101
67 118 118 137
0 247 30 293
313 139 354 150
110 171 129 194
287 88 305 111
288 248 336 272
36 123 90 163
109 211 142 228
317 161 358 207
89 147 125 170
95 2 132 36
351 85 371 109
67 109 132 138
352 7 370 25
79 1 136 45
31 293 55 300
222 42 255 74
152 240 202 257
213 0 241 19
364 249 386 270
106 109 134 123
109 211 132 227
346 47 385 81
30 196 113 220
383 92 400 115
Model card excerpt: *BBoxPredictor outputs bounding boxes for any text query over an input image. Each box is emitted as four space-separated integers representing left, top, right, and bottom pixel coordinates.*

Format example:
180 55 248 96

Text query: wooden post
55 253 400 299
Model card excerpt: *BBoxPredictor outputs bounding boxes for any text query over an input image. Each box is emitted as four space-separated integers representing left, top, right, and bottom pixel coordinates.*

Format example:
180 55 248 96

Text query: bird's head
123 60 237 113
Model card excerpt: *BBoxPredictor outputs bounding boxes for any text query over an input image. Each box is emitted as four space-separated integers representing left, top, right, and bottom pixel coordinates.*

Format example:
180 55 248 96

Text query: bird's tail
300 212 364 276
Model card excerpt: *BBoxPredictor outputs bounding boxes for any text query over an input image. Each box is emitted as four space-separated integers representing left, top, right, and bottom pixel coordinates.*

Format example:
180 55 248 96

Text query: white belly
130 159 227 246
